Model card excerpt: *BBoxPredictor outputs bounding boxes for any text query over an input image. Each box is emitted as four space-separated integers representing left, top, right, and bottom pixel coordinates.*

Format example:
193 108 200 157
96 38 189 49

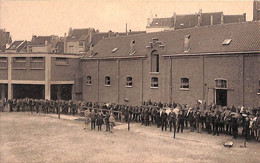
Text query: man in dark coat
97 111 104 131
177 110 185 133
161 109 168 131
169 108 177 132
90 110 97 130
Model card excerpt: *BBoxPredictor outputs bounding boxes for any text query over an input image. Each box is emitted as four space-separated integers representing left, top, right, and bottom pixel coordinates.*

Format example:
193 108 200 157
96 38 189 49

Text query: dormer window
184 35 191 53
112 48 118 53
222 39 232 45
130 40 136 55
89 52 98 58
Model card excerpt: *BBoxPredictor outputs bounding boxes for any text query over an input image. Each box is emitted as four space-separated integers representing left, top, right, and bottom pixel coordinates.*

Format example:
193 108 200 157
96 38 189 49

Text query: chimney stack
173 12 177 28
210 15 214 25
221 12 224 24
197 9 202 26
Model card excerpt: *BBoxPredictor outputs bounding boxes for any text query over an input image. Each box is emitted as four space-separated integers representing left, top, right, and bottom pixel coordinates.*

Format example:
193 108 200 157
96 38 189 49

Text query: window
112 48 118 53
222 39 232 45
13 57 26 69
151 50 159 73
56 58 69 65
0 57 7 69
86 76 92 85
126 77 133 87
79 42 84 47
30 57 44 69
215 79 227 88
180 78 189 89
151 77 158 88
105 76 110 86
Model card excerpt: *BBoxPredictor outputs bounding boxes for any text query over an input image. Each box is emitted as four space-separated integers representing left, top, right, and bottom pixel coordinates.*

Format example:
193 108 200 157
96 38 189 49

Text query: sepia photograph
0 0 260 162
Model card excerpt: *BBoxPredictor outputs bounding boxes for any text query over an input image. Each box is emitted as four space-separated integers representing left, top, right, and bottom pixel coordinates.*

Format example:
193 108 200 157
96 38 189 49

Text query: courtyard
0 112 259 163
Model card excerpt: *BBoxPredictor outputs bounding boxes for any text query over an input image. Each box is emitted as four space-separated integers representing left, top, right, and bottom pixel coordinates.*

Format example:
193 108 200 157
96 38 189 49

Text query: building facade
81 21 260 107
0 53 80 100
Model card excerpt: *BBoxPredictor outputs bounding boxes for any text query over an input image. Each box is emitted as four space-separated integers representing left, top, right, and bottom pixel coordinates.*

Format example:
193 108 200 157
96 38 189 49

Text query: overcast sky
0 0 254 41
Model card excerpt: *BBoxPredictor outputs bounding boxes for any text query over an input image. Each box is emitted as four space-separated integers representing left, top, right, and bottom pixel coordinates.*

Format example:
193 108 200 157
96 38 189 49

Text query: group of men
83 109 116 133
0 98 81 115
1 98 260 142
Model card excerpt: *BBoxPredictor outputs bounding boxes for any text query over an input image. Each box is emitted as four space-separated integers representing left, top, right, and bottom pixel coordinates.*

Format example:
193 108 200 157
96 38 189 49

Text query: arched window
151 77 158 88
86 76 92 85
151 50 159 72
215 79 227 88
180 78 189 89
126 77 133 87
105 76 110 86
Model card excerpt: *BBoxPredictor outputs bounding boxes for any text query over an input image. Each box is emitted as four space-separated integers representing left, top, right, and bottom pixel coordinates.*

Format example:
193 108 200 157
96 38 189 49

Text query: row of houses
0 1 260 107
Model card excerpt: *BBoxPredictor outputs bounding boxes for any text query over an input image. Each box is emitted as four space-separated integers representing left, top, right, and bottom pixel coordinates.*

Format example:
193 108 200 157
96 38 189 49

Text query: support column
57 85 62 100
45 56 51 100
97 60 100 103
169 57 172 104
140 59 143 105
8 56 13 99
117 59 120 103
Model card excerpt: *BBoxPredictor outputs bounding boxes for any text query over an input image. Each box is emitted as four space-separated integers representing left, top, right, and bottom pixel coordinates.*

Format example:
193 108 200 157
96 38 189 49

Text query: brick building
81 21 260 107
0 21 259 108
0 53 80 100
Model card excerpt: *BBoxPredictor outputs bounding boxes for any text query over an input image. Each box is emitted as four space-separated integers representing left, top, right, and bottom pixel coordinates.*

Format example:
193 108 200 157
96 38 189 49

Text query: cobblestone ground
0 112 260 163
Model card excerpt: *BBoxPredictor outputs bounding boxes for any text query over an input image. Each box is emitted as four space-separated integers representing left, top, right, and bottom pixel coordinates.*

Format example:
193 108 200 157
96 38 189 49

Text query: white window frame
86 76 92 86
126 76 133 88
151 77 158 88
0 57 7 69
105 76 111 87
215 78 227 89
180 78 190 90
55 57 69 66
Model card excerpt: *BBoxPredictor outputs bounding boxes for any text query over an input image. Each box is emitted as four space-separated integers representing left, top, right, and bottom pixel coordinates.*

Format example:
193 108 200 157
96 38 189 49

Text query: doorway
216 89 227 106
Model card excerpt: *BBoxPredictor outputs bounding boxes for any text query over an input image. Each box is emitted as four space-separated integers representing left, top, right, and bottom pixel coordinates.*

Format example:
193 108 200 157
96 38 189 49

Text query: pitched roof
174 14 198 29
31 36 52 45
6 40 28 52
67 28 94 41
148 17 174 28
224 15 246 24
84 21 260 59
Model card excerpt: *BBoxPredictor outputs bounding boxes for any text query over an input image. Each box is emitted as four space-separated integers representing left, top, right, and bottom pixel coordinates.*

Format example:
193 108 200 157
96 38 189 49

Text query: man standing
161 108 168 131
97 111 103 131
90 110 97 130
105 112 110 132
169 108 177 133
177 110 185 133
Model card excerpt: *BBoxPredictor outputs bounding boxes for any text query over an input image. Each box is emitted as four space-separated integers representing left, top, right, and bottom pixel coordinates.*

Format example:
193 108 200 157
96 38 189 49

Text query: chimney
173 12 177 28
221 12 224 24
197 9 202 26
32 35 37 43
184 35 191 52
210 15 214 25
126 23 128 35
64 33 67 53
243 13 246 21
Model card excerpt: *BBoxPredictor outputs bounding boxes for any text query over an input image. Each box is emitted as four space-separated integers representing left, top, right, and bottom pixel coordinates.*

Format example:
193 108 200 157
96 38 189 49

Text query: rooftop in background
146 9 246 33
84 21 260 59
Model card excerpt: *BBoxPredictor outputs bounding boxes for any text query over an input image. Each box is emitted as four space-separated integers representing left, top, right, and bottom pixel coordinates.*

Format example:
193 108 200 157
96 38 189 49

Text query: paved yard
0 112 259 163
